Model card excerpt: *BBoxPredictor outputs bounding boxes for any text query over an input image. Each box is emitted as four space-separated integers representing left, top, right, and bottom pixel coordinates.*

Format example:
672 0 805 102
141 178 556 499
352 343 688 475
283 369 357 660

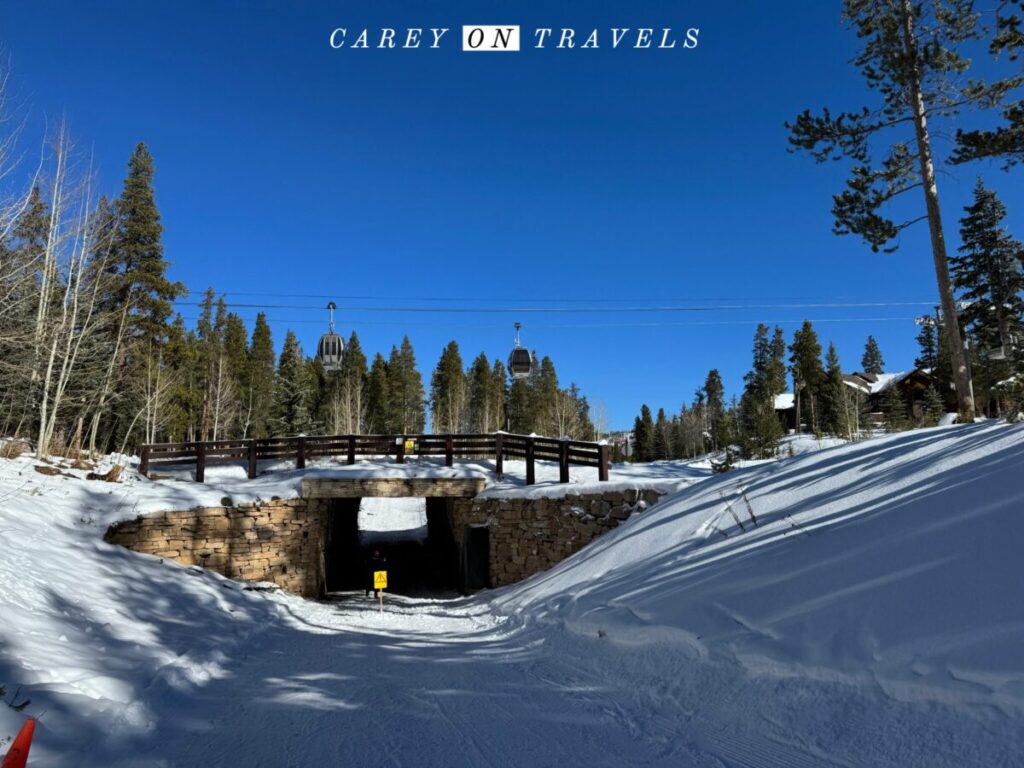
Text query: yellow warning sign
404 439 416 453
373 570 388 590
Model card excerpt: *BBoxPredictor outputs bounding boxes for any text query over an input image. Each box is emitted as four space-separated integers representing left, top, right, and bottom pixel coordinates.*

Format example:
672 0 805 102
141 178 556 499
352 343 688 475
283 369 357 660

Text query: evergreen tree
162 315 200 442
740 324 783 458
861 336 885 374
787 0 990 420
223 312 250 436
110 143 184 345
767 327 788 396
466 353 505 433
915 316 939 371
881 385 908 432
247 313 276 438
790 321 826 433
632 404 655 462
702 369 727 451
430 341 467 433
819 343 851 438
951 2 1024 169
490 360 507 431
652 408 670 461
365 353 391 433
273 330 313 434
921 384 946 427
326 331 367 434
506 378 533 434
388 337 426 433
531 356 560 435
951 179 1024 359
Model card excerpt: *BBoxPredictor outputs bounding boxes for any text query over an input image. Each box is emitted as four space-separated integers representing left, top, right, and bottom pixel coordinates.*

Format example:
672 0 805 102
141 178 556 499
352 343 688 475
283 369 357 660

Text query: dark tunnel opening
324 497 483 598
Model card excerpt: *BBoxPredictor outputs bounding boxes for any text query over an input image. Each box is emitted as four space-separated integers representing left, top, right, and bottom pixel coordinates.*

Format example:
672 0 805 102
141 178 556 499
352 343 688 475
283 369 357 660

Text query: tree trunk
901 0 975 421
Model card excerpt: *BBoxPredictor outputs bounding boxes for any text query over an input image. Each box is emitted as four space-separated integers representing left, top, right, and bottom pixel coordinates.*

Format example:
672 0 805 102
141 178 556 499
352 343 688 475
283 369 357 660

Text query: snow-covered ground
1 423 1022 766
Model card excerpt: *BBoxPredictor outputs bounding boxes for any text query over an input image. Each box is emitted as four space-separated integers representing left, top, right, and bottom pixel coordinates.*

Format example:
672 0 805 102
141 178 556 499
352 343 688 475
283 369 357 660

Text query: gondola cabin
508 322 533 380
317 301 345 372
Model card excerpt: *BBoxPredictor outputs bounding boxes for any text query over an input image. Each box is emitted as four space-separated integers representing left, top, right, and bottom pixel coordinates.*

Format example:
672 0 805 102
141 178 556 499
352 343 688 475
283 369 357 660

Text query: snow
1 423 1023 766
358 497 427 543
774 392 795 410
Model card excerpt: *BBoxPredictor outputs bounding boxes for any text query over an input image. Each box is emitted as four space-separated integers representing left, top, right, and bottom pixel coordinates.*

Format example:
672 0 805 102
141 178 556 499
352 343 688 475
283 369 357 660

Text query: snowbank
497 422 1024 719
1 425 1022 766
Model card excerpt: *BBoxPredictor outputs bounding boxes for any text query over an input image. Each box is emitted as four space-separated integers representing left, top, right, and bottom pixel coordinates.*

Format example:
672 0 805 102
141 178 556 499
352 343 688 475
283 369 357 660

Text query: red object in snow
1 718 35 768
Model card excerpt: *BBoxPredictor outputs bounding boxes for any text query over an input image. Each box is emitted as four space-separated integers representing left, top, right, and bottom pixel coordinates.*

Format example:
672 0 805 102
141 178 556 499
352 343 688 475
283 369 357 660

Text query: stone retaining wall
451 489 666 587
104 498 329 597
105 487 669 596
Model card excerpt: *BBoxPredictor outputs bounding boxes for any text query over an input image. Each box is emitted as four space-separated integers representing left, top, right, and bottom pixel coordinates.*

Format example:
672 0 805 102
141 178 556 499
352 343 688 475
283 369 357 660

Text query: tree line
631 172 1024 462
0 114 596 457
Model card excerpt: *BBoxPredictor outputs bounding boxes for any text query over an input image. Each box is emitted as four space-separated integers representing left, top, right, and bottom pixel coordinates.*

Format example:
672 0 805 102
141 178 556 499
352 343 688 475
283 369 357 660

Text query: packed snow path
45 589 1020 768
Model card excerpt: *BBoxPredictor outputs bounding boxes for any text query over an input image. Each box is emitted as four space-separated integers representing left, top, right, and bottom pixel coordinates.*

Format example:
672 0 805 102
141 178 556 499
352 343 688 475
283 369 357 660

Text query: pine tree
790 321 826 433
652 408 670 460
702 369 727 451
466 353 505 433
951 3 1024 169
632 405 655 462
920 384 946 427
273 330 313 434
915 316 939 371
506 378 533 433
430 341 466 433
247 313 276 438
365 353 391 433
819 343 851 438
788 0 987 420
489 360 507 431
861 336 885 375
161 315 200 442
740 324 783 458
767 327 788 396
531 356 560 435
952 179 1024 360
882 385 908 432
326 331 367 434
111 143 184 345
388 337 425 433
222 312 249 436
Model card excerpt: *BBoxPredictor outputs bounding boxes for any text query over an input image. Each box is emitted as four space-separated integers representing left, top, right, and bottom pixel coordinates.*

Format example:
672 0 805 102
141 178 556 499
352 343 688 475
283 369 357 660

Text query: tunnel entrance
324 497 462 597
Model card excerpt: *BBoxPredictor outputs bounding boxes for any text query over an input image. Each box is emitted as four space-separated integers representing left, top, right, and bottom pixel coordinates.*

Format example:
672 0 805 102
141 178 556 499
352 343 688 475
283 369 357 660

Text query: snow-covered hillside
1 423 1022 766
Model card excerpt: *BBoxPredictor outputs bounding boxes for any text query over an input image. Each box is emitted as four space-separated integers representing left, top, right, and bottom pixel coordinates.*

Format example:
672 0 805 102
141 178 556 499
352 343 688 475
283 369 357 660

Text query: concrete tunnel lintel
301 476 487 499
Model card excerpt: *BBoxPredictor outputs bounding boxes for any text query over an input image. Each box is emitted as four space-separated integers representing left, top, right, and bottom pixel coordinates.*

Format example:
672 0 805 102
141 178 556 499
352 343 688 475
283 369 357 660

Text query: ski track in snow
1 424 1023 766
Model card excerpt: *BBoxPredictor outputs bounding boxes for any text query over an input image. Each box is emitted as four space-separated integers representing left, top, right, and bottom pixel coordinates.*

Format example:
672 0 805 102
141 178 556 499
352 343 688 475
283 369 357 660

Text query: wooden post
247 439 258 479
559 439 570 484
525 436 536 486
598 443 610 482
139 445 150 477
196 441 206 483
445 435 454 467
297 436 306 470
495 433 504 480
347 435 356 465
396 438 405 464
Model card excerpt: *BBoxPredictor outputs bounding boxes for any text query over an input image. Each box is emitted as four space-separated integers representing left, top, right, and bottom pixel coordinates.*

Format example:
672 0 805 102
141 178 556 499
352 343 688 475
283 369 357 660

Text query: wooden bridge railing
139 432 610 486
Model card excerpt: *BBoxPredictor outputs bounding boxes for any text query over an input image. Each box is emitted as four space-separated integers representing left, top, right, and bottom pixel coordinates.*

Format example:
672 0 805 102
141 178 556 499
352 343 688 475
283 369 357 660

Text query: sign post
374 570 387 612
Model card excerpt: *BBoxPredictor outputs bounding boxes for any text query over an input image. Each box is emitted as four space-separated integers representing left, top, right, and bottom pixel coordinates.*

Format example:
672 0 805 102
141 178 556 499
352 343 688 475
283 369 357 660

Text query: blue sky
3 1 1021 429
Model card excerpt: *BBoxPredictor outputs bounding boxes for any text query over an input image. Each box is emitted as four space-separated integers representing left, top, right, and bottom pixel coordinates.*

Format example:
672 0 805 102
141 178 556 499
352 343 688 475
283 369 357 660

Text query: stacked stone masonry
104 498 330 597
451 489 666 587
105 487 667 596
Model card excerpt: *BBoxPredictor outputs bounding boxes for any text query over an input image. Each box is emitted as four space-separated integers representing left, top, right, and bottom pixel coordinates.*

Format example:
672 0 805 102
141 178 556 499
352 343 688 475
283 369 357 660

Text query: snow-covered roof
843 370 915 395
774 393 795 411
